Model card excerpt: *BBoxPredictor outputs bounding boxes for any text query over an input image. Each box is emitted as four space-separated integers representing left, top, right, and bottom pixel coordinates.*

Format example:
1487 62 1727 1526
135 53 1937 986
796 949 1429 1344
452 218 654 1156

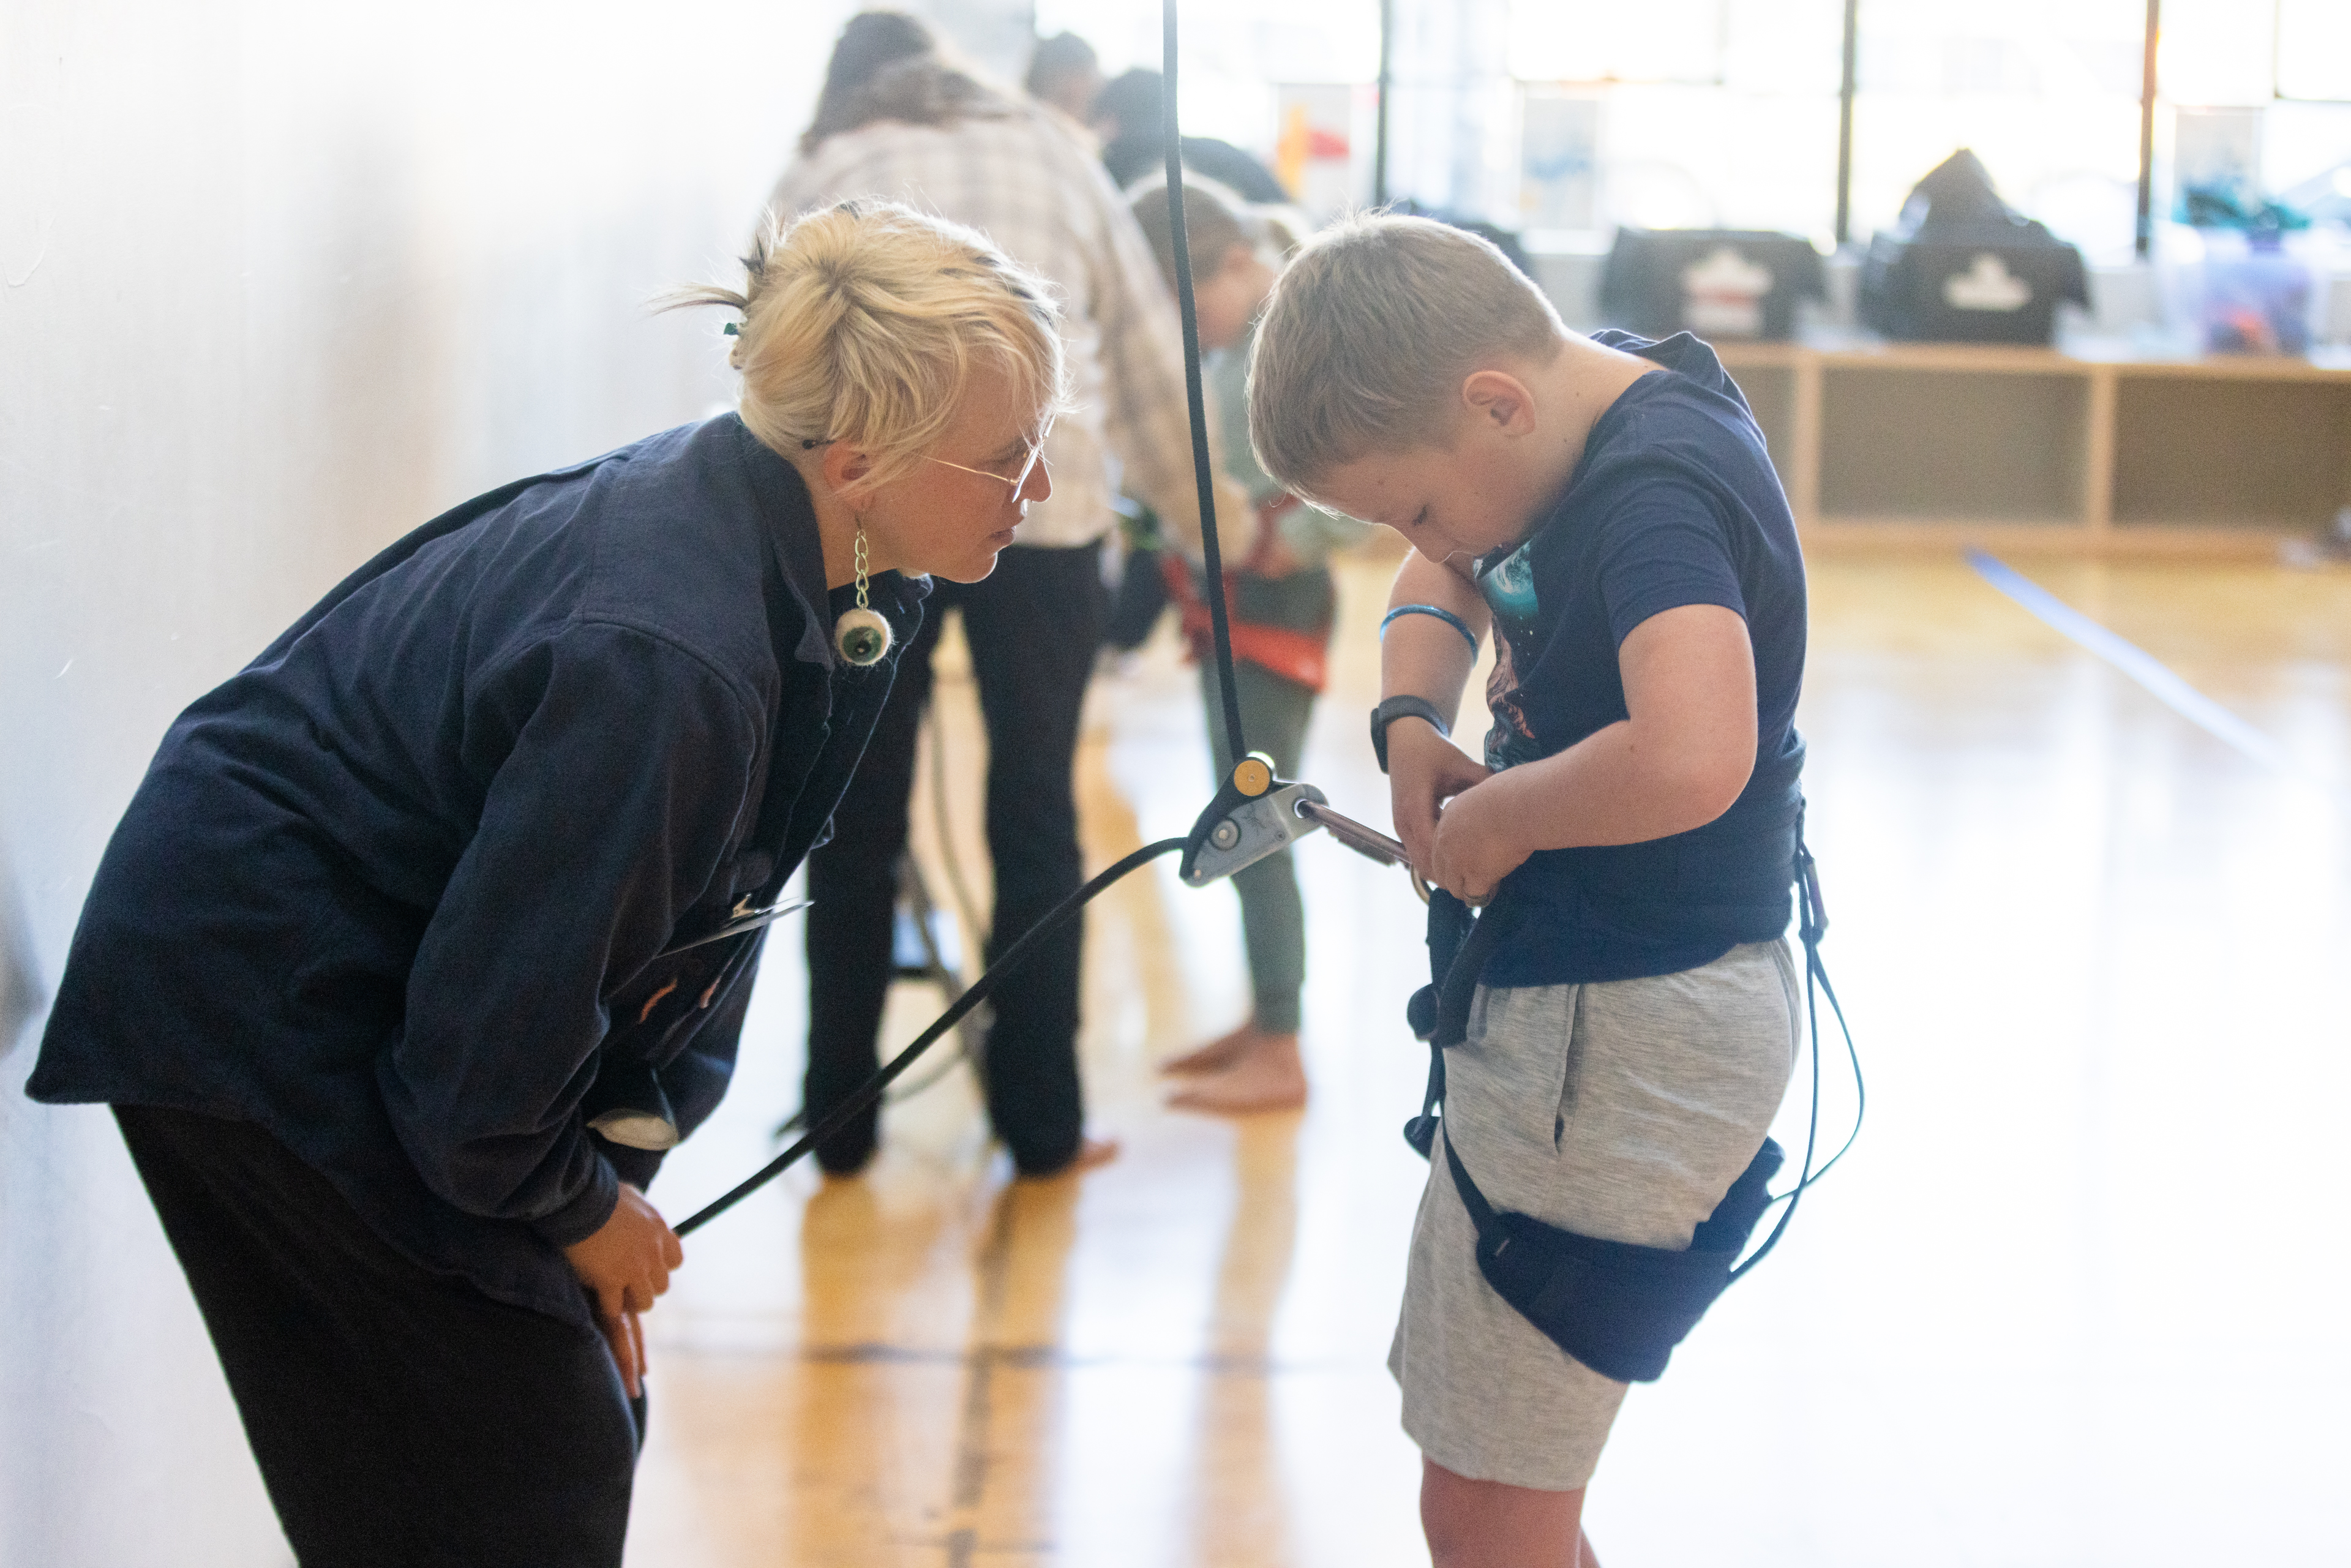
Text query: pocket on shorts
1459 983 1584 1160
1553 986 1590 1149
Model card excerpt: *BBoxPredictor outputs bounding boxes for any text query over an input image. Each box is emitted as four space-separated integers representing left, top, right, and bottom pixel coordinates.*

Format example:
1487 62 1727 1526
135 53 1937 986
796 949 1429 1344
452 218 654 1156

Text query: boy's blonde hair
1247 213 1565 490
666 201 1069 491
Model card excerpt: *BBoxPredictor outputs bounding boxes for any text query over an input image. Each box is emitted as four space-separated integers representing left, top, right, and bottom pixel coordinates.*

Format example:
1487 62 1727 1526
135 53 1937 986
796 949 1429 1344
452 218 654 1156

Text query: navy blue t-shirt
1475 331 1807 986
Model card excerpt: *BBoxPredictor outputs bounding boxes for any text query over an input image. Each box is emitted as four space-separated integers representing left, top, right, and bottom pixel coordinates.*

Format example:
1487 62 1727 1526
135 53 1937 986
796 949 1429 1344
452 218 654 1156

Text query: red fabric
1160 494 1330 692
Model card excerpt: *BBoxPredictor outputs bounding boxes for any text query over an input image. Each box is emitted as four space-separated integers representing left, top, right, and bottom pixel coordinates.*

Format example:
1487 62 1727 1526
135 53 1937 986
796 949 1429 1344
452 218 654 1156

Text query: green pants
1201 658 1318 1033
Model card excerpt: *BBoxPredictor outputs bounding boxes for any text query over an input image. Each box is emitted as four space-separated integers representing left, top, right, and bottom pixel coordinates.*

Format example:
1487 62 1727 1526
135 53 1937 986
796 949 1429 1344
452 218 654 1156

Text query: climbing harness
1396 820 1862 1381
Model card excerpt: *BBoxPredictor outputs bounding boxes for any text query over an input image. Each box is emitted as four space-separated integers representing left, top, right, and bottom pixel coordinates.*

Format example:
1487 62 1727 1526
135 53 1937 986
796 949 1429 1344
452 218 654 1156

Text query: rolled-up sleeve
378 621 758 1246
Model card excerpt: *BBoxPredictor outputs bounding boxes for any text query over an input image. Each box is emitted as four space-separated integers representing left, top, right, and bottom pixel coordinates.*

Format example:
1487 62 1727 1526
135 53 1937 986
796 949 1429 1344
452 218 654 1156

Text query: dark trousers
115 1106 639 1568
804 542 1108 1176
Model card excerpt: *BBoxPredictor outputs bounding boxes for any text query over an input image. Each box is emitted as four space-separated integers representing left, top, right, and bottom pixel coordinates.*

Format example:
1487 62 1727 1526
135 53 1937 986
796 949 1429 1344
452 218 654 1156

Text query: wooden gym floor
624 549 2351 1568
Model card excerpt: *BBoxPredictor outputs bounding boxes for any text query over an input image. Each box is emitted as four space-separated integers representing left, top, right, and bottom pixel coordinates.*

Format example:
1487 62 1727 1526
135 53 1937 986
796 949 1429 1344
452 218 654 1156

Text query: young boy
1128 178 1371 1113
1249 216 1807 1566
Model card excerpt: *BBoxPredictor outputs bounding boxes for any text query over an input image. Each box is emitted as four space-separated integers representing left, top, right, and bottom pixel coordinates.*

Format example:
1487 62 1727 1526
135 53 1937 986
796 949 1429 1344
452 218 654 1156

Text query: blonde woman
26 201 1065 1568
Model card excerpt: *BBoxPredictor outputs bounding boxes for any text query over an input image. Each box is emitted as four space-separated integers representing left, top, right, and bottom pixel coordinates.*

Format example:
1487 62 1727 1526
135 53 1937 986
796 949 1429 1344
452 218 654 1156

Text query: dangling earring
833 525 893 667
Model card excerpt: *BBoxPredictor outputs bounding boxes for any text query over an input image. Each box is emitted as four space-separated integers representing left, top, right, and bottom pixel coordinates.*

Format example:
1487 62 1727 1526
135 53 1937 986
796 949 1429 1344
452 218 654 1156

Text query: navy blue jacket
29 414 924 1328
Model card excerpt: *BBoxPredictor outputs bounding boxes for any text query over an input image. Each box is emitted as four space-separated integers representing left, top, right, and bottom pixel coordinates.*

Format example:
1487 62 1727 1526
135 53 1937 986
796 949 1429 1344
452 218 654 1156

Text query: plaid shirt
768 107 1237 550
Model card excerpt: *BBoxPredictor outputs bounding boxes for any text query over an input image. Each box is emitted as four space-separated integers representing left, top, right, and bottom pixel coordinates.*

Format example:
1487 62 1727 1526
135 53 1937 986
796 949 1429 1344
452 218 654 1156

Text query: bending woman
25 200 1065 1568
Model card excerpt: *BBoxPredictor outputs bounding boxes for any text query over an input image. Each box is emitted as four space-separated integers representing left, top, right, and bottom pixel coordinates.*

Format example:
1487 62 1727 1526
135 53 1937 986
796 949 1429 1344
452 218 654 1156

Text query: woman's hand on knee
563 1184 683 1395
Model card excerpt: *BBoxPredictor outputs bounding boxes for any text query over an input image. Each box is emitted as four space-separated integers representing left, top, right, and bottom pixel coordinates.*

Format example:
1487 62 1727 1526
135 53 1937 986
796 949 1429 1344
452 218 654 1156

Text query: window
1033 0 1380 156
1021 0 2351 258
2275 0 2351 105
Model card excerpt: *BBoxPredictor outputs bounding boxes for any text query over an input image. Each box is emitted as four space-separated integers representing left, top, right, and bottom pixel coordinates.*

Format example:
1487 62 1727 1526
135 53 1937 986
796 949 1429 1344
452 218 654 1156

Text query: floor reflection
1183 1115 1302 1568
631 551 2351 1568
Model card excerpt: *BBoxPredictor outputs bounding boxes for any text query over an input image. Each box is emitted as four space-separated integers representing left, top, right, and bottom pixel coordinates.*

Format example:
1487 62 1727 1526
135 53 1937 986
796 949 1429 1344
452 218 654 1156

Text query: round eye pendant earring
833 526 894 667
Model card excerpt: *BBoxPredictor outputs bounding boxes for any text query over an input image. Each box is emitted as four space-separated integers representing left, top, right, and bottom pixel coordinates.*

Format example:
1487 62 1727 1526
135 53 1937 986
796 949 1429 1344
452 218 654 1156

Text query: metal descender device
1180 752 1428 899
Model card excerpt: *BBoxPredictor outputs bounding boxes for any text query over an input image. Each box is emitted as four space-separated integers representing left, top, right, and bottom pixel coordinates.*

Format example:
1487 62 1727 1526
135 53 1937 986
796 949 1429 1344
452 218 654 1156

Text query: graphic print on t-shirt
1475 541 1544 772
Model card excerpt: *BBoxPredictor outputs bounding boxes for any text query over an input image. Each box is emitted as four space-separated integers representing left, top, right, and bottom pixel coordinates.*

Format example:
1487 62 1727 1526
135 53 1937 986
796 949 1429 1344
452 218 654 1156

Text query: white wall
0 1 893 1559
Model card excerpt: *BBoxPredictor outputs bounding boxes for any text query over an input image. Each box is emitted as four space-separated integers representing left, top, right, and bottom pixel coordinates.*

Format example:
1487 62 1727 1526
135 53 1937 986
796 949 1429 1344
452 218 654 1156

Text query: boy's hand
1430 776 1535 905
562 1183 683 1397
1387 718 1491 885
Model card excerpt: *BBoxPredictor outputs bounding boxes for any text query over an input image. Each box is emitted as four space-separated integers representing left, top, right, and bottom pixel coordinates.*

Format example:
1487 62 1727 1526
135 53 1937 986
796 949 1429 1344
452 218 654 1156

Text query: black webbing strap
1403 889 1515 1157
1431 898 1517 1051
1438 1123 1502 1237
1726 819 1862 1281
1160 0 1246 767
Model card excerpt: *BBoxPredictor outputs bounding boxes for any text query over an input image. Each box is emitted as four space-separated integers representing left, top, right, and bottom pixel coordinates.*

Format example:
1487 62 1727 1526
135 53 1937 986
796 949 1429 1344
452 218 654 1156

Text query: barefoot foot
1168 1033 1307 1115
1162 1019 1277 1076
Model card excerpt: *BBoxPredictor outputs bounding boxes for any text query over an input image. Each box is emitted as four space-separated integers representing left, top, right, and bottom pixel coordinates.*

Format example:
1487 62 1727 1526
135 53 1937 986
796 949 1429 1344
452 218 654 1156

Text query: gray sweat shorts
1388 939 1801 1491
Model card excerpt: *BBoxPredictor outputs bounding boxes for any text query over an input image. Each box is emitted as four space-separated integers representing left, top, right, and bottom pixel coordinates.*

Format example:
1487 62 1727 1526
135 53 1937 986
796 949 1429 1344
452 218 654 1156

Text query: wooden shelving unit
1712 339 2351 555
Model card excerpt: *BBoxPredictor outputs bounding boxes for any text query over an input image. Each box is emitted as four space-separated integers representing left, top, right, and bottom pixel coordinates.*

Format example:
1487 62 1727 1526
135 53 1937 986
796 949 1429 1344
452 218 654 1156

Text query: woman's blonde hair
664 201 1069 492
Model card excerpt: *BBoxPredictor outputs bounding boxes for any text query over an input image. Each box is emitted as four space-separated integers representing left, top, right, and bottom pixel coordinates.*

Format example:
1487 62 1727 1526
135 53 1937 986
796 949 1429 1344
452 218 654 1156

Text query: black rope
1161 0 1248 767
767 851 980 1139
675 838 1185 1236
1728 841 1865 1281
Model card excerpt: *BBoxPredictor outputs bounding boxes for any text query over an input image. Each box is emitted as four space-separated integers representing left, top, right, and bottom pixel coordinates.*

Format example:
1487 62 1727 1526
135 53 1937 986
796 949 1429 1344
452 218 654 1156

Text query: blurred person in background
1025 30 1104 126
1131 178 1370 1113
771 12 1245 1179
1090 60 1294 656
1093 67 1289 204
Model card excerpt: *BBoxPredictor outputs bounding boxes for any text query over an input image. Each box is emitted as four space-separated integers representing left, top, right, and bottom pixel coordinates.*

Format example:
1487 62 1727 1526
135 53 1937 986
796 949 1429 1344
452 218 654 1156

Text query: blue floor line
1965 548 2344 803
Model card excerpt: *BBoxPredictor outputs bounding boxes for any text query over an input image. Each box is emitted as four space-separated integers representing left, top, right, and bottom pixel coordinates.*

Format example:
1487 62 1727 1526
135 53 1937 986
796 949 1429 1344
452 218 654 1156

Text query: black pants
805 542 1108 1176
115 1106 639 1568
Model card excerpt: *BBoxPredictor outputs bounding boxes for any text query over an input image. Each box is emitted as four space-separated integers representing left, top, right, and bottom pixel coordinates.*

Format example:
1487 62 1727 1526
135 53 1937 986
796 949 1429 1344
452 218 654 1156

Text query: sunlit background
1049 0 2351 258
4 1 2349 1565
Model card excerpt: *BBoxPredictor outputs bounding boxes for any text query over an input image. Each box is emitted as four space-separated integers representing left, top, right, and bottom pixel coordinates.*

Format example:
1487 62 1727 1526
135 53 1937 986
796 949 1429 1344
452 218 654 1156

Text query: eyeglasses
925 438 1050 501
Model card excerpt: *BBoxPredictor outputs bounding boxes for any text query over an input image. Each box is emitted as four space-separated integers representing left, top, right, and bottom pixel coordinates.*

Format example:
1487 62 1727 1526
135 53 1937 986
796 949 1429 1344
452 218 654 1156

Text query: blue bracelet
1380 603 1479 654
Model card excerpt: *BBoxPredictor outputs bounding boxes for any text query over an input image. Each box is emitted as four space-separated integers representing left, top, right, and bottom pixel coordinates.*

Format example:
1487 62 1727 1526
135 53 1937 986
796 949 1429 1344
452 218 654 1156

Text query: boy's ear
1459 369 1537 438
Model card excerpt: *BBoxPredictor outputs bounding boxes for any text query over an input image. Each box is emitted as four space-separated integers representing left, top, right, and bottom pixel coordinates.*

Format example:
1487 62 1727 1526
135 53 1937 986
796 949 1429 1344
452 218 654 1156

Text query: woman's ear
820 440 879 500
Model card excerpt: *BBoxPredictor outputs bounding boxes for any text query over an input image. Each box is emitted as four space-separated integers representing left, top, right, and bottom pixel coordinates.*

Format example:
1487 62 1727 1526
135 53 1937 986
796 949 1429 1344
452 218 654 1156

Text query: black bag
1599 228 1828 342
1859 150 2088 345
